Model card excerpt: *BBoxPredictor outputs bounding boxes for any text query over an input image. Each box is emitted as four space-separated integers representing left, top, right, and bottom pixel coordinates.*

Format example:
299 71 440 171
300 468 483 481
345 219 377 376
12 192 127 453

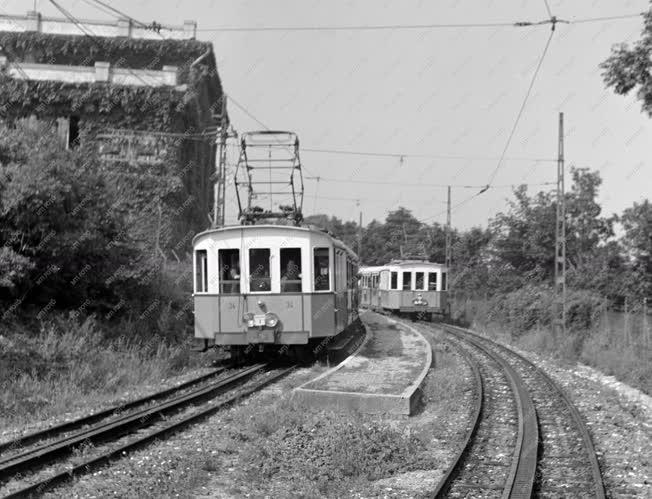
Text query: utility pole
357 200 362 257
554 112 566 338
213 95 228 228
445 185 452 286
644 297 649 347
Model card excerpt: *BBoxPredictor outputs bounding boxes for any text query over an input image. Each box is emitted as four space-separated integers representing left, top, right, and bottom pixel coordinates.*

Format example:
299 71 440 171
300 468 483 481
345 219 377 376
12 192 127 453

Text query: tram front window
249 248 271 292
280 247 302 292
218 249 240 294
402 272 412 291
428 272 438 291
416 272 425 290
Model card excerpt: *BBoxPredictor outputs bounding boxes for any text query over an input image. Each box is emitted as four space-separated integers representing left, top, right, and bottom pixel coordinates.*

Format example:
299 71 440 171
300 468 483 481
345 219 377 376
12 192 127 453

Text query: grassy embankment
456 299 651 394
0 311 210 430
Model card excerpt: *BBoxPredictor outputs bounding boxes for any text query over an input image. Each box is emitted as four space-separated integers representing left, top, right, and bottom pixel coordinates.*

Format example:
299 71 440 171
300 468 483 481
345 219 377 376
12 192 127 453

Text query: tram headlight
242 312 255 327
264 312 279 328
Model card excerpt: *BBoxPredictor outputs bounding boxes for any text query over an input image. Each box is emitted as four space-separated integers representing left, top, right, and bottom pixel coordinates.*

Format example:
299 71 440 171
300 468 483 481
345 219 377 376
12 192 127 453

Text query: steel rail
0 364 266 478
443 323 606 499
3 366 295 498
0 366 229 456
436 325 538 498
431 339 484 498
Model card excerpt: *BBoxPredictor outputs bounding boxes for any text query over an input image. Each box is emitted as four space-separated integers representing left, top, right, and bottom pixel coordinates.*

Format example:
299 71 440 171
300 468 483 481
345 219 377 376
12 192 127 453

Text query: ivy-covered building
0 11 225 256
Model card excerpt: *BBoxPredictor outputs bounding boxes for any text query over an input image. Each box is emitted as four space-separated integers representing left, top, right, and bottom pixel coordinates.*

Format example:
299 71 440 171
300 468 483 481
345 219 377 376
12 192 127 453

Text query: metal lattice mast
445 185 452 291
554 112 566 336
213 95 229 228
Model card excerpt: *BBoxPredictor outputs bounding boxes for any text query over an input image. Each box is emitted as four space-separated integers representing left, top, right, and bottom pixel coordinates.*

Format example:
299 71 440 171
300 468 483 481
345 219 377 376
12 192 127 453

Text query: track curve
441 323 606 499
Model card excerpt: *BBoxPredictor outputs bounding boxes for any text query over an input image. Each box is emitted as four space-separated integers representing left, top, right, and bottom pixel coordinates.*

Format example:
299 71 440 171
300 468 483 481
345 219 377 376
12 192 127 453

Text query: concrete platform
294 311 432 415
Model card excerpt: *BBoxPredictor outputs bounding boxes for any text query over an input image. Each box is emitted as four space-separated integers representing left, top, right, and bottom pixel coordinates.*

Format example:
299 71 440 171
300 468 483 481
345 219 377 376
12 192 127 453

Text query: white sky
8 0 652 229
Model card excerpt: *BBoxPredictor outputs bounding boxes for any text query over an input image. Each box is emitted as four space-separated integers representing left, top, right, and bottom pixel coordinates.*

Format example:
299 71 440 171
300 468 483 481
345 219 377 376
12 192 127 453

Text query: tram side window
314 248 330 291
442 272 448 291
280 247 302 292
428 272 438 291
416 272 425 290
249 248 271 292
390 272 398 290
195 250 207 293
218 249 240 294
402 271 412 291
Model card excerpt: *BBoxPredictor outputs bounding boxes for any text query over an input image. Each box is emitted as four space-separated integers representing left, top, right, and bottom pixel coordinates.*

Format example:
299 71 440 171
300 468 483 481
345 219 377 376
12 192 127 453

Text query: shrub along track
0 362 294 498
428 322 606 498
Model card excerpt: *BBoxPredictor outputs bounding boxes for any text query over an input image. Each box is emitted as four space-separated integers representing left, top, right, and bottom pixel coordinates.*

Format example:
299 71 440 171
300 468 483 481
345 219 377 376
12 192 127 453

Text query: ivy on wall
0 31 213 82
0 74 215 252
0 29 225 253
0 76 186 128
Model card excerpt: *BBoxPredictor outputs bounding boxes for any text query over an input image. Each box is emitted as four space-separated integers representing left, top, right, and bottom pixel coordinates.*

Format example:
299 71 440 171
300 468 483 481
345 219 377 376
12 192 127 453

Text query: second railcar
359 260 448 320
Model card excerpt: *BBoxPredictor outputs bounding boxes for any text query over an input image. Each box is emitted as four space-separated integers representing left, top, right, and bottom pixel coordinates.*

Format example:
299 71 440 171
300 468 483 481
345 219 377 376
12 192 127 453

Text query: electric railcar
193 224 359 360
359 260 448 320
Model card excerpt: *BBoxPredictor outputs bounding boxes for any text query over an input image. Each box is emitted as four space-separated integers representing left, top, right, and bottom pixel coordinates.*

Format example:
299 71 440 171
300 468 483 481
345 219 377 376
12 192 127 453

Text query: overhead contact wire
485 28 555 188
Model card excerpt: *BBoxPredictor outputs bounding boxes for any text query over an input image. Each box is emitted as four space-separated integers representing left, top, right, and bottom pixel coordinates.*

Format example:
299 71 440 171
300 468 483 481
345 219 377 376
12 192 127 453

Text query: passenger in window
284 259 300 280
226 265 240 293
281 258 302 292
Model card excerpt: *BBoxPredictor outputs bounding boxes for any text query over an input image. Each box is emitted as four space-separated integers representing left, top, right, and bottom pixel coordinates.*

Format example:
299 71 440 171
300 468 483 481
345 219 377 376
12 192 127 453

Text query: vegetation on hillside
0 122 198 424
309 168 651 392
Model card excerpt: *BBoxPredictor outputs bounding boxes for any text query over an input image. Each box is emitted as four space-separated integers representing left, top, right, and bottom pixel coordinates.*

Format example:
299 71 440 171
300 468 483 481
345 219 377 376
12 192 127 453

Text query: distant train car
359 260 448 320
193 224 358 360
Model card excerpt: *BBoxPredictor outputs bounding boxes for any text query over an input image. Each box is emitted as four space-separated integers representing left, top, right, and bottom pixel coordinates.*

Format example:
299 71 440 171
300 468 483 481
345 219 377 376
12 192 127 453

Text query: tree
0 121 140 311
487 168 614 293
618 200 652 298
601 8 652 115
303 214 359 251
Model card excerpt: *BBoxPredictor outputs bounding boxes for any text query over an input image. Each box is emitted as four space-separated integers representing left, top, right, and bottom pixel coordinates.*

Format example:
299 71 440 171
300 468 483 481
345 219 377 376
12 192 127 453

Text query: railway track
0 363 294 498
419 321 605 498
430 325 538 498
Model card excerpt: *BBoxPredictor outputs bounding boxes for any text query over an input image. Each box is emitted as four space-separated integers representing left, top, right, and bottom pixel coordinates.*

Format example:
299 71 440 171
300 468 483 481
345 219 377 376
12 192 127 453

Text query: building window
280 247 302 292
416 272 425 290
402 271 412 290
390 272 398 290
218 249 240 294
442 272 448 291
249 248 271 292
195 250 207 293
314 248 330 291
428 273 438 291
68 115 80 149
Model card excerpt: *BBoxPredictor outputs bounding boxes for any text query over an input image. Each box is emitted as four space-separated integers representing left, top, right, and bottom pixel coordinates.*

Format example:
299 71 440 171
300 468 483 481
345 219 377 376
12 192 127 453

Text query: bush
231 399 425 495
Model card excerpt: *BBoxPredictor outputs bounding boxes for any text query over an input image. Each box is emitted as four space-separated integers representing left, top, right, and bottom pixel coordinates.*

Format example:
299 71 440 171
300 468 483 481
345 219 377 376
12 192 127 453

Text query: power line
195 12 644 32
302 147 556 163
48 0 156 87
485 26 555 188
197 21 521 33
304 176 555 189
226 93 272 131
84 0 167 36
569 12 644 24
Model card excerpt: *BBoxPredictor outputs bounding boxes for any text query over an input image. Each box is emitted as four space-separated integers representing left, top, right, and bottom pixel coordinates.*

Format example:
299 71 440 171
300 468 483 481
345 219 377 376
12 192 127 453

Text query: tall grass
0 313 205 429
455 296 652 394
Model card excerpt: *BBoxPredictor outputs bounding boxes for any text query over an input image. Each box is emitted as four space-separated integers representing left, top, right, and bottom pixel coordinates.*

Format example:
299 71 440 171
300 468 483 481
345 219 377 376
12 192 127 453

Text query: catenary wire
485 27 555 188
302 147 557 163
195 12 645 32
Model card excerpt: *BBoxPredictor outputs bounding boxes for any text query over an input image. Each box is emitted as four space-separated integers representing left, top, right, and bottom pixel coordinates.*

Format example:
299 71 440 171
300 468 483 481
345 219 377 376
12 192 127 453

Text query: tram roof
193 224 358 259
